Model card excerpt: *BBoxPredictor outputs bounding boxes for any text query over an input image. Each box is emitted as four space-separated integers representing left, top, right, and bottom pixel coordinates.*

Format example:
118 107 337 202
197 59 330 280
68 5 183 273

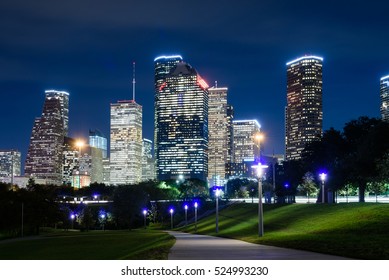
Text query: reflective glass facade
89 129 108 158
380 75 389 122
286 56 323 161
154 60 209 181
110 100 142 185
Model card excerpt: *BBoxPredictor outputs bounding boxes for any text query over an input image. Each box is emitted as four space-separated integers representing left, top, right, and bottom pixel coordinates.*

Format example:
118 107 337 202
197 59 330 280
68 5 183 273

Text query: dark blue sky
1 0 388 169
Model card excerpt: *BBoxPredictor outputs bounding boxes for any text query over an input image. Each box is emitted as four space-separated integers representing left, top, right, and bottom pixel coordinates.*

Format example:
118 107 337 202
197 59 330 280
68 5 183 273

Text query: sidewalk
167 231 349 260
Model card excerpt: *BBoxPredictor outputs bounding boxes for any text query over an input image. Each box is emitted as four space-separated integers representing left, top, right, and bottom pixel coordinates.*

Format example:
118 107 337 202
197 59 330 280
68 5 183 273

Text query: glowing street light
100 213 106 231
143 209 147 229
184 204 188 226
319 173 327 203
194 202 198 233
70 213 75 229
215 188 221 233
252 162 268 237
169 208 174 229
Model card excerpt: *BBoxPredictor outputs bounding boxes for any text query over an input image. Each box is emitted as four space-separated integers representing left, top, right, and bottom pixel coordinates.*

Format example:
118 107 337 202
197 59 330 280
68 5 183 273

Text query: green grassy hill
179 203 389 259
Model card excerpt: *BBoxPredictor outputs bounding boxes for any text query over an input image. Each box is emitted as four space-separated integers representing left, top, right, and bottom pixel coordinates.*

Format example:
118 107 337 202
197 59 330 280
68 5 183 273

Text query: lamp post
320 173 327 203
215 189 220 233
184 205 188 226
70 214 75 229
170 208 174 229
143 209 147 229
194 202 198 233
100 214 106 231
252 162 268 237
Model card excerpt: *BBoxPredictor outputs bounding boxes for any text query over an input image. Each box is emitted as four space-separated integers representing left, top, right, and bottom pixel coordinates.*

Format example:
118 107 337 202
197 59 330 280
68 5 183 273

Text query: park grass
179 203 389 259
0 229 175 260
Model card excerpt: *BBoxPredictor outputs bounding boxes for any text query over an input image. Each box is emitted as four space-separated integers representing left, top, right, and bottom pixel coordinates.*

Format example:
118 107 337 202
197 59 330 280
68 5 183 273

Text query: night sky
1 0 388 170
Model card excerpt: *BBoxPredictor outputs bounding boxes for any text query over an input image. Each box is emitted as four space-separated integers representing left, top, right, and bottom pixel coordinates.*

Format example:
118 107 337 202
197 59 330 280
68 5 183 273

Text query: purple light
184 205 188 210
143 209 147 215
194 202 198 208
70 214 75 220
169 208 174 214
319 172 327 181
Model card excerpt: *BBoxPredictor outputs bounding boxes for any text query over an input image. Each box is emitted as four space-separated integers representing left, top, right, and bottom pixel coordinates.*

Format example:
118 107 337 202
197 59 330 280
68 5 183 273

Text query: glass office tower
285 55 323 161
154 59 209 181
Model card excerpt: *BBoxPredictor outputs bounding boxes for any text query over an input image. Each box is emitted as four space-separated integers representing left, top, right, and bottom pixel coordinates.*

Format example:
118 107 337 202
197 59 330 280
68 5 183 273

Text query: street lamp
169 208 174 229
70 214 75 229
215 188 221 233
100 214 106 231
184 204 188 226
194 202 198 233
252 162 268 237
143 209 147 229
319 173 327 203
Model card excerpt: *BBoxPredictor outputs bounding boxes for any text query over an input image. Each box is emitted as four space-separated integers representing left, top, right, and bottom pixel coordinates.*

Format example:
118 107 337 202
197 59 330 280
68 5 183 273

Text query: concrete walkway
167 231 348 260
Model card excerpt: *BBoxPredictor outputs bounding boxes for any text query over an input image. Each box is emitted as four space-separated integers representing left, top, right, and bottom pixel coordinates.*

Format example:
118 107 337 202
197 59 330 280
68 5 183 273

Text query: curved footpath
167 231 349 260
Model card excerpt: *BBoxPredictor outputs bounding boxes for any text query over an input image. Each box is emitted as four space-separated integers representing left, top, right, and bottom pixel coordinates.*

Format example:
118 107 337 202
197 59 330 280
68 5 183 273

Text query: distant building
154 58 208 182
285 55 323 161
25 90 69 185
110 100 142 185
89 129 108 158
142 138 155 181
102 158 110 185
0 150 21 183
380 75 389 122
62 137 78 186
207 85 232 187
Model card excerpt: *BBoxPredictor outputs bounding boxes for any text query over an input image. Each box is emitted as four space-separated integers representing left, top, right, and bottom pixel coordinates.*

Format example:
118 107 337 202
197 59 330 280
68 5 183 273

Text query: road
167 231 348 260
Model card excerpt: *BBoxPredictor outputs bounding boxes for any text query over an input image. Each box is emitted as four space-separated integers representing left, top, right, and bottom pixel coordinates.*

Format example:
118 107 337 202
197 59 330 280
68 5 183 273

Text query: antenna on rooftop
215 80 218 88
132 61 136 101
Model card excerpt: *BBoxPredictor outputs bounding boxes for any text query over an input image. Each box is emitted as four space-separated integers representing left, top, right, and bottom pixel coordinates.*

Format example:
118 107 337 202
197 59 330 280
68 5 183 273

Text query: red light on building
197 76 209 90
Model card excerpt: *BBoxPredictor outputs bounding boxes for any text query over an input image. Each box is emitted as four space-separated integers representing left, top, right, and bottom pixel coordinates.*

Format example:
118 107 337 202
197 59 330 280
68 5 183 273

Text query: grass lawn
0 229 175 260
179 202 389 259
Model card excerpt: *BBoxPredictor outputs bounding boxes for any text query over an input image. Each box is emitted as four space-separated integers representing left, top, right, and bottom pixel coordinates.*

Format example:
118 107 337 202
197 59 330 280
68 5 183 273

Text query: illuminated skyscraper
285 55 323 161
230 120 261 177
154 59 209 181
208 85 231 186
142 138 155 181
89 129 108 158
110 100 142 185
380 75 389 122
0 150 21 181
25 90 69 184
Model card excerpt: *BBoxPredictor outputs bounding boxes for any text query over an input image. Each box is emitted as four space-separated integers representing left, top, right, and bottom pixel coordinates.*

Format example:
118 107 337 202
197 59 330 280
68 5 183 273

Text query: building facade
110 100 142 185
229 120 261 178
0 150 21 181
142 138 155 181
285 55 323 161
207 86 232 186
89 129 108 158
380 75 389 122
25 90 69 185
154 59 209 181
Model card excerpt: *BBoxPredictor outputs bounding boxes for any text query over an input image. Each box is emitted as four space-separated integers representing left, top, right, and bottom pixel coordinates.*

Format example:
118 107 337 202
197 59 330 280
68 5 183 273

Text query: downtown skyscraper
380 75 389 122
207 85 233 186
110 100 143 185
285 55 323 161
154 56 209 181
25 90 69 185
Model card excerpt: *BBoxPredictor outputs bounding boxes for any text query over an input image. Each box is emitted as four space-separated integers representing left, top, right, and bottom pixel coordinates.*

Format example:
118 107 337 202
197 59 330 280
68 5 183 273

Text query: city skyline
1 1 388 167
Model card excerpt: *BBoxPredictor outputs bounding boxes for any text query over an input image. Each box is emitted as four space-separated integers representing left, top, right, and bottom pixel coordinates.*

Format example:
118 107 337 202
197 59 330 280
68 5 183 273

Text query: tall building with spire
154 57 209 181
380 75 389 122
285 55 323 161
110 63 142 185
207 85 232 186
25 90 69 185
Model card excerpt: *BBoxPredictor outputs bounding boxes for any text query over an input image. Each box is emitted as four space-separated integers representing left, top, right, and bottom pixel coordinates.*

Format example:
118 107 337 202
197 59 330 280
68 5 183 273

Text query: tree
298 172 318 203
343 117 389 202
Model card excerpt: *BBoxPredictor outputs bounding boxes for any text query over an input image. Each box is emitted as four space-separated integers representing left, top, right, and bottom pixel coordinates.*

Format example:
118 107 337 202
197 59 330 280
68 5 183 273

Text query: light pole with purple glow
143 209 147 229
320 173 327 203
170 208 174 229
194 202 198 233
184 204 188 226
